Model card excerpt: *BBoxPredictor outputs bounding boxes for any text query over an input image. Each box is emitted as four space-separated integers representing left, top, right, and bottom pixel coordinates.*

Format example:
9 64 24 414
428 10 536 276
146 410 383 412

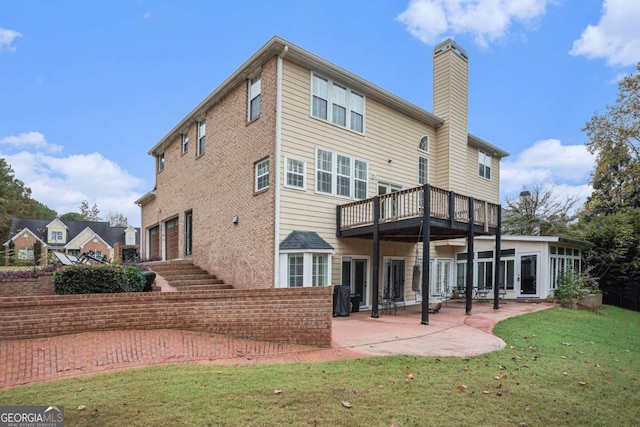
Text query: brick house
3 217 140 265
136 36 509 320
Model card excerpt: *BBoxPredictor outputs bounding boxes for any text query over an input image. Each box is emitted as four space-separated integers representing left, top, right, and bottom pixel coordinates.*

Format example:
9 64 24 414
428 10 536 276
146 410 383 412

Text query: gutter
274 45 288 287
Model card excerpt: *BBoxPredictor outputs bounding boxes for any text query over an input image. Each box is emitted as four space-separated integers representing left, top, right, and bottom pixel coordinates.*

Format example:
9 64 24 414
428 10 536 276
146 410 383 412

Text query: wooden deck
337 184 501 241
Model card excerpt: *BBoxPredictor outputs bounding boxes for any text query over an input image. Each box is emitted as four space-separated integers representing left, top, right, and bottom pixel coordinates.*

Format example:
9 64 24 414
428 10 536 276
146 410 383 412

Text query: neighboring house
429 235 592 300
136 36 509 319
3 217 140 265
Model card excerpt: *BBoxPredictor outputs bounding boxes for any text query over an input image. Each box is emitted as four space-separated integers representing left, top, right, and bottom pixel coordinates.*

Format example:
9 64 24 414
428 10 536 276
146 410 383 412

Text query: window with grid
288 254 304 287
50 231 63 242
285 157 305 189
312 254 328 286
418 156 429 184
311 73 365 133
248 74 261 121
255 158 269 191
478 150 491 179
315 148 368 199
418 135 429 153
197 120 206 156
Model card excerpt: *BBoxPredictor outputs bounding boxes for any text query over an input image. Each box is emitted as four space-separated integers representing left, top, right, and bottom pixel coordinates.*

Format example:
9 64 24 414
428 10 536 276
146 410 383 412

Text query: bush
54 264 146 295
554 268 599 302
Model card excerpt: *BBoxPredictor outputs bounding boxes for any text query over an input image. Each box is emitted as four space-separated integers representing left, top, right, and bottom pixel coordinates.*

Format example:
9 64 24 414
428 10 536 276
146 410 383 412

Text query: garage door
165 217 179 260
149 226 160 260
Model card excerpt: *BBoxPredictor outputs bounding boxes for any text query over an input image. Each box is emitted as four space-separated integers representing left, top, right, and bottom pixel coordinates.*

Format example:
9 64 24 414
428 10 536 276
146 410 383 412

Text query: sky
1 0 639 227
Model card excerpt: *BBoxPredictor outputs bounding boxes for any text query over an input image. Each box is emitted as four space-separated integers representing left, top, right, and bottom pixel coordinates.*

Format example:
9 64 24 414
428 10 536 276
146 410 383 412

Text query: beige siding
465 145 500 203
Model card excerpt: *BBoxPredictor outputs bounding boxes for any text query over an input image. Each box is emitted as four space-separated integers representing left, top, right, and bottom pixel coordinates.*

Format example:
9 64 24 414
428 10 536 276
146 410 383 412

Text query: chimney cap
434 38 468 61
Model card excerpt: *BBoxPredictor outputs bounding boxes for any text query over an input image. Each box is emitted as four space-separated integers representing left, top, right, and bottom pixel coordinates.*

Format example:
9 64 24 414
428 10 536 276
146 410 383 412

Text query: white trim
418 155 429 185
197 120 206 156
418 135 430 153
478 149 491 180
274 45 288 287
79 232 113 251
248 73 261 121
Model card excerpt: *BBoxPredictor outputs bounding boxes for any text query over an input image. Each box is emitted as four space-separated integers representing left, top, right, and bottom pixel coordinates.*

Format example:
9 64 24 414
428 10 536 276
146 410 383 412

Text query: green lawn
1 306 638 426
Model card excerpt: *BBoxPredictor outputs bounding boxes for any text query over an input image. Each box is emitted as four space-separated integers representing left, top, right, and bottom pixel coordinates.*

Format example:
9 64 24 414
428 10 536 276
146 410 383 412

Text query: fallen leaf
523 364 530 368
579 381 587 386
563 372 568 376
77 406 86 411
562 342 571 346
499 365 507 370
77 387 84 392
568 356 576 360
510 346 515 349
494 376 501 380
525 405 531 411
342 401 352 408
500 373 508 380
457 385 468 392
482 390 490 394
560 356 567 359
407 373 414 380
274 389 282 394
595 363 601 368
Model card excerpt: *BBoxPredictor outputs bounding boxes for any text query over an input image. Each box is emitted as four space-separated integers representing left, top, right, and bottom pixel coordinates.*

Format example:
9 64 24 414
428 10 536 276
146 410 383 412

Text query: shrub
54 264 146 295
554 268 599 302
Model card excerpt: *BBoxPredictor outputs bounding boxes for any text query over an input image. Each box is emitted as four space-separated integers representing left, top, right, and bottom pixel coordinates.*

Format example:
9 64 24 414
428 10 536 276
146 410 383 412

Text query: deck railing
339 185 500 231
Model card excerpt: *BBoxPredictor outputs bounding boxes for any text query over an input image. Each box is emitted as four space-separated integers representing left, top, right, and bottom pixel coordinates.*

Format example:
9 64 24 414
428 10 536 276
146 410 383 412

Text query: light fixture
232 215 239 225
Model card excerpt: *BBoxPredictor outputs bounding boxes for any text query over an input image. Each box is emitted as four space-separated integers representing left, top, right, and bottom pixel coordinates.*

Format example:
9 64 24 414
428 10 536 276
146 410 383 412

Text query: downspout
274 45 288 287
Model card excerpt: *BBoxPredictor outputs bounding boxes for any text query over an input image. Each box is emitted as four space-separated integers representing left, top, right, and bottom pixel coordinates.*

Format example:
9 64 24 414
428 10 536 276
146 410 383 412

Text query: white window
478 150 491 179
311 73 365 133
248 74 261 121
255 158 269 191
418 156 429 185
197 120 206 156
288 254 304 287
315 148 368 199
157 153 165 172
550 246 582 290
50 231 63 242
312 254 328 286
429 259 452 296
285 157 305 189
281 252 332 288
418 135 429 153
182 133 189 154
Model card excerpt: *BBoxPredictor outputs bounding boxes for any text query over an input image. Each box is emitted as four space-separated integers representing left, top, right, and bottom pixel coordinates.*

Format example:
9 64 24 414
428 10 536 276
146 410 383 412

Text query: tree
502 185 580 236
60 212 84 221
106 212 129 227
79 200 101 221
584 63 640 216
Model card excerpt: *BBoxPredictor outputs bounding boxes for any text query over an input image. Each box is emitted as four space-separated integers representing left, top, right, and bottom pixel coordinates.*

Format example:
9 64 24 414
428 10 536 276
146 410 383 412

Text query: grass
1 305 639 426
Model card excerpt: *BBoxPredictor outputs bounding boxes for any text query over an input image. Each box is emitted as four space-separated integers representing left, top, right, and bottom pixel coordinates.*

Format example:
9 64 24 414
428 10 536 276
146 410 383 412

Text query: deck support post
493 206 502 309
371 196 380 318
421 184 431 325
448 190 455 228
465 197 475 315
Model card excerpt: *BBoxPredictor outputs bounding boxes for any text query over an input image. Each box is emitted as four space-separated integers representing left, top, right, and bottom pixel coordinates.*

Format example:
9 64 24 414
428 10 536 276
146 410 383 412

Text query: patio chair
438 287 453 306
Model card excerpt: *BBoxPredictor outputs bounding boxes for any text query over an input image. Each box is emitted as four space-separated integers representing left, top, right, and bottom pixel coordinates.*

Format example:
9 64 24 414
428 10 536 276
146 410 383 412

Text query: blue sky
1 0 639 226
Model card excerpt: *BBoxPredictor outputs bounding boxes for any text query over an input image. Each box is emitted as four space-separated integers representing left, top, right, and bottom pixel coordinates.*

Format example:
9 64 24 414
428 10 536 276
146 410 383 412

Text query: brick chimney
432 39 469 194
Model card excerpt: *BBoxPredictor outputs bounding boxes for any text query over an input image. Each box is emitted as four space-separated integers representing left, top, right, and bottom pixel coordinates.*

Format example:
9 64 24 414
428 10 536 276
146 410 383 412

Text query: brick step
169 277 226 286
174 284 233 291
157 272 218 281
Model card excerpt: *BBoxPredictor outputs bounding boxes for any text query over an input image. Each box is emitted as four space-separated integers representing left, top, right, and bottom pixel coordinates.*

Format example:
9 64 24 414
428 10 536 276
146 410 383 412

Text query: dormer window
50 231 63 243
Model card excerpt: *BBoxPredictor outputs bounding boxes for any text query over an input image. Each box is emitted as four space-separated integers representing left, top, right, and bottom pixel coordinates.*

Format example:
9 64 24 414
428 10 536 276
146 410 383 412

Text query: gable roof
3 226 47 247
4 218 141 247
279 231 334 251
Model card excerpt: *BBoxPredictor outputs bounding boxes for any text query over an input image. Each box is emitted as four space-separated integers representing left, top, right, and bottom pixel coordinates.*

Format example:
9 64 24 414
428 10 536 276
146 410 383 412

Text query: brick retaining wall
0 287 332 346
0 273 54 297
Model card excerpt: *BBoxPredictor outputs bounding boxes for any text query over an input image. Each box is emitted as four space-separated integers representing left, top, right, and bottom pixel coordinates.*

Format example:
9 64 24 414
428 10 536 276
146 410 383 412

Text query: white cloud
570 0 640 67
500 138 595 205
1 135 145 226
0 131 63 153
397 0 554 47
143 11 151 19
0 27 22 52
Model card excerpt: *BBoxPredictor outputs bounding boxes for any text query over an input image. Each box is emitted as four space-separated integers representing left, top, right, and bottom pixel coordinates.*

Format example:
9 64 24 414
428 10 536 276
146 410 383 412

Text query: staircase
148 260 232 291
